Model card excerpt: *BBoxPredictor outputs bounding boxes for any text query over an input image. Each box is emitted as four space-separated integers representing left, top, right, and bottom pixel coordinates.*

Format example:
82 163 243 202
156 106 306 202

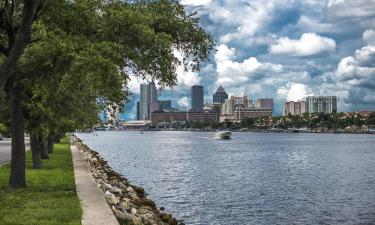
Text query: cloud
177 97 190 109
174 50 201 88
296 16 338 34
327 0 375 18
123 0 375 117
270 33 336 56
333 30 375 110
336 46 375 81
363 29 375 46
277 83 312 101
215 44 283 87
181 0 211 6
126 75 143 94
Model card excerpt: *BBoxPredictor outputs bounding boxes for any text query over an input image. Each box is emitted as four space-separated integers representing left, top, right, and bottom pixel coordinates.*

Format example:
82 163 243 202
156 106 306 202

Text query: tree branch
0 0 42 87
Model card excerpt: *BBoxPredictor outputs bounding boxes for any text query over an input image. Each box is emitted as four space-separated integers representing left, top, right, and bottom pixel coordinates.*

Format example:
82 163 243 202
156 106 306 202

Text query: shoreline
71 135 183 225
91 129 375 135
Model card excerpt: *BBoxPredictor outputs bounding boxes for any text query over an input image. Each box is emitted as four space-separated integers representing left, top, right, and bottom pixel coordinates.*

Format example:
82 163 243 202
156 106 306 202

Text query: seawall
71 135 183 225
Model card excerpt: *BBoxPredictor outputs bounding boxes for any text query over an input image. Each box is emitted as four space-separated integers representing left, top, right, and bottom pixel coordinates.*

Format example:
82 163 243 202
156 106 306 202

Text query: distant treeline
184 112 375 130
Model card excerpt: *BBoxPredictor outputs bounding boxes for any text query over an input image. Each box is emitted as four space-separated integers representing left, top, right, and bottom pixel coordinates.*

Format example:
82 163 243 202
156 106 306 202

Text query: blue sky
122 0 375 120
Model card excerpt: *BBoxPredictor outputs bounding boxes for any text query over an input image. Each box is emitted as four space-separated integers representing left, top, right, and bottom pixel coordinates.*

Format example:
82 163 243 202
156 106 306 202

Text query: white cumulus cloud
177 97 190 108
174 49 201 88
215 44 283 87
327 0 375 18
277 83 312 101
181 0 211 6
363 29 375 46
332 29 375 109
270 33 336 56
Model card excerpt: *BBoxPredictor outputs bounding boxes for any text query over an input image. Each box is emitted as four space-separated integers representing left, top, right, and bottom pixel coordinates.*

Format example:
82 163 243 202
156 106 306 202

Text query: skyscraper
213 85 228 104
139 81 158 120
191 85 204 111
136 101 140 120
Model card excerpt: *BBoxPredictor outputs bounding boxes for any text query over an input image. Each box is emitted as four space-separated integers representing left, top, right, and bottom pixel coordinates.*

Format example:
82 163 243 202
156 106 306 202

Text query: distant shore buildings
213 86 228 104
191 85 204 111
135 83 275 126
137 81 173 120
139 81 158 120
284 96 337 116
220 96 272 122
130 83 342 127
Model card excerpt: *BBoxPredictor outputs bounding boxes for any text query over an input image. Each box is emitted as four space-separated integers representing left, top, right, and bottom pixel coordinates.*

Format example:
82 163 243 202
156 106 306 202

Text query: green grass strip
0 138 82 225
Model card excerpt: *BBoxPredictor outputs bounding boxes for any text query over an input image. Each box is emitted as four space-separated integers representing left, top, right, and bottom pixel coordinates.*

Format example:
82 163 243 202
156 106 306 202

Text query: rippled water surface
76 131 375 225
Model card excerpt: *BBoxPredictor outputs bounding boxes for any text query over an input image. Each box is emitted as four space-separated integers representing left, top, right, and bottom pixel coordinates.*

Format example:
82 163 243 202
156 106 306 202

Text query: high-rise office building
139 81 158 120
191 85 204 111
305 96 337 114
136 101 140 120
213 86 228 104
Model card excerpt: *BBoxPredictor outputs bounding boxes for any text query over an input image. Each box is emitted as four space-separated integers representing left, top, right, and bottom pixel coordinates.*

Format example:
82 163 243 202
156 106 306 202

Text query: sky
122 0 375 120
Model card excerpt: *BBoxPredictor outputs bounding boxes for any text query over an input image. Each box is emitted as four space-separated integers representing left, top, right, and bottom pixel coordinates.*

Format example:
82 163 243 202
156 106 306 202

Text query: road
0 138 30 166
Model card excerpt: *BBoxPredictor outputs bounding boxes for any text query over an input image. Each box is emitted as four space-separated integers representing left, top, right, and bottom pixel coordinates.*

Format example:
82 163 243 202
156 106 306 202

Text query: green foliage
0 122 7 134
13 0 214 137
0 141 82 225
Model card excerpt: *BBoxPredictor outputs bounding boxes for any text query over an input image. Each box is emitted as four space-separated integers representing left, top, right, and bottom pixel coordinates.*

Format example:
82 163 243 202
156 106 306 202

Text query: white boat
215 131 232 140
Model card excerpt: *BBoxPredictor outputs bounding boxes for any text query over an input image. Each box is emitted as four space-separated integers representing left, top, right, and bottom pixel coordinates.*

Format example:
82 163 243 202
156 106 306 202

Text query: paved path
70 143 119 225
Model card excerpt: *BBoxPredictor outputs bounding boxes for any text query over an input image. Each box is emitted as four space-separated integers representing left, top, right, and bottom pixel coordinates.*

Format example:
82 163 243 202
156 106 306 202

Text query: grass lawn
0 138 82 225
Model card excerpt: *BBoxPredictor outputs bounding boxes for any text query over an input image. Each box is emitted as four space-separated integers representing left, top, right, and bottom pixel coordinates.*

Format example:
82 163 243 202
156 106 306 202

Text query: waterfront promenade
70 143 119 225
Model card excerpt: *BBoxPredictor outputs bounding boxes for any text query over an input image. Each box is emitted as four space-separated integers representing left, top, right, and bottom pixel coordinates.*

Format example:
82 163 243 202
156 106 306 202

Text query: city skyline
123 82 342 120
123 0 375 120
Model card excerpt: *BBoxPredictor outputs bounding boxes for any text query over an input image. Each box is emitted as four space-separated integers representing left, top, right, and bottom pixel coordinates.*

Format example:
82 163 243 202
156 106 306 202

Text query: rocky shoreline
71 135 183 225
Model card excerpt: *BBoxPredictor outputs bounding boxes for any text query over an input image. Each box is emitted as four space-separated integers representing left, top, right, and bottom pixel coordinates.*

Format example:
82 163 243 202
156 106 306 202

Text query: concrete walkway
70 143 119 225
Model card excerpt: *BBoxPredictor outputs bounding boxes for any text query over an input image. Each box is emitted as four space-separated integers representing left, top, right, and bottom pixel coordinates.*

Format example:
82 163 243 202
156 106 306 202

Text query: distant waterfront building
256 98 273 111
234 108 272 120
187 110 217 123
151 110 187 126
191 85 204 111
120 120 151 130
158 100 172 111
305 96 337 114
284 101 307 116
213 86 228 104
136 101 140 120
150 101 159 113
139 81 158 120
211 103 222 122
221 96 252 115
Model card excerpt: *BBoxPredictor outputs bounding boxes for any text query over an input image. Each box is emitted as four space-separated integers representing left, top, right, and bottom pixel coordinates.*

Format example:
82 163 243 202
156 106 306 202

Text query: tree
3 0 214 188
0 0 43 188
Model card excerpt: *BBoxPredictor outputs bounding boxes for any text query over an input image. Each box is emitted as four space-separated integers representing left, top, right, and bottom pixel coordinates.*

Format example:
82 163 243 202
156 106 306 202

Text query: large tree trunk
8 84 26 188
47 135 54 154
30 132 42 169
41 136 49 159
